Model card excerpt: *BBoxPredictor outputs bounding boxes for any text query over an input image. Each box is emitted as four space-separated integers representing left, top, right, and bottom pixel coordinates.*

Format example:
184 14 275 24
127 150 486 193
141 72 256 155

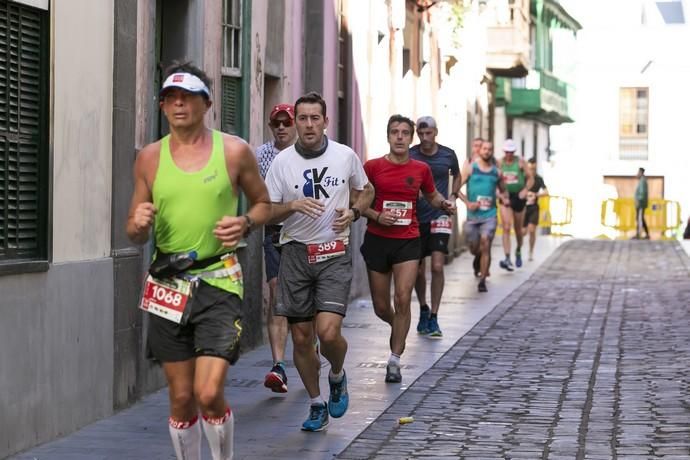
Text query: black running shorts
360 232 421 273
418 222 450 257
507 192 527 213
524 204 539 226
147 281 243 364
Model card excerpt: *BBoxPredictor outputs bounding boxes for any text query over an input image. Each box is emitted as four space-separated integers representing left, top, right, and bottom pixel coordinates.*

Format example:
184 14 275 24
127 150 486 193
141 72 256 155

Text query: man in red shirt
361 114 456 383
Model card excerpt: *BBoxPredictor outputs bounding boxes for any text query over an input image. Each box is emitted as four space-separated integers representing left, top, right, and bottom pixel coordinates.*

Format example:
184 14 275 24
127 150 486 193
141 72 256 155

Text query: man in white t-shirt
265 92 374 432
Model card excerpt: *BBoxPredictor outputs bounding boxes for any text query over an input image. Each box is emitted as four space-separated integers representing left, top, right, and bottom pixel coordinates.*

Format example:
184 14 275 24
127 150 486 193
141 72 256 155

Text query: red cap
269 104 295 120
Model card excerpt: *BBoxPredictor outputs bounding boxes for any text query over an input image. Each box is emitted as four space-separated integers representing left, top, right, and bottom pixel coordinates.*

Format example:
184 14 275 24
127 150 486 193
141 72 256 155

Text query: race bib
526 191 537 206
383 200 413 226
140 275 194 324
307 240 346 264
477 195 493 211
430 216 452 234
503 171 519 185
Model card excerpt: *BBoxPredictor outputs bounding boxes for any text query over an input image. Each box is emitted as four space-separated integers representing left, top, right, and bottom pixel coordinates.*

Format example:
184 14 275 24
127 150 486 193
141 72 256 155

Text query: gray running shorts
465 216 498 244
275 242 352 321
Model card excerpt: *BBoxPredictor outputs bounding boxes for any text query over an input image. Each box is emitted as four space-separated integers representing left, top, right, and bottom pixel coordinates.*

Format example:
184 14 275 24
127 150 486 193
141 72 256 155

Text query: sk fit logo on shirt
302 167 344 199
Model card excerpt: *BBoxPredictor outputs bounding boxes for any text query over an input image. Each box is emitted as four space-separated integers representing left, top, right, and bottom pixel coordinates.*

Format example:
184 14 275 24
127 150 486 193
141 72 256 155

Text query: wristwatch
349 207 361 222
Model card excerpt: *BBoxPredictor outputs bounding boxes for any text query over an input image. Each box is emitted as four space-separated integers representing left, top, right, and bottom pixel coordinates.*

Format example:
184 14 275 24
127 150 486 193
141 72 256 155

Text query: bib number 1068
140 275 192 324
150 285 184 307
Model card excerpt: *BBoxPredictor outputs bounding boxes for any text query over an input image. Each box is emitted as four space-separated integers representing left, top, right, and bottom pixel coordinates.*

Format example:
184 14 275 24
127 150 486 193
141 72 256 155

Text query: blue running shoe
426 316 443 338
417 306 430 334
328 371 349 418
515 249 522 268
301 403 329 432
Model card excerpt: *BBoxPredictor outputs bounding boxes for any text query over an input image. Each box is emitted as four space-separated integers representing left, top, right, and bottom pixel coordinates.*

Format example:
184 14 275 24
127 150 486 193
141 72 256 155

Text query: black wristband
349 207 361 222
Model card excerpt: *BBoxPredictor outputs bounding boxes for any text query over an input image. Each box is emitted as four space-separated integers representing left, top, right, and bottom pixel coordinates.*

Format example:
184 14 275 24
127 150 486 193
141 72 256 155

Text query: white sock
168 415 201 460
388 353 401 366
328 369 344 383
202 408 234 460
310 396 325 406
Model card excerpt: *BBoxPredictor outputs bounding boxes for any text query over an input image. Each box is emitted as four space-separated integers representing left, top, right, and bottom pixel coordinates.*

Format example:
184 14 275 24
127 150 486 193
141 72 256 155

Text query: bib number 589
318 241 338 252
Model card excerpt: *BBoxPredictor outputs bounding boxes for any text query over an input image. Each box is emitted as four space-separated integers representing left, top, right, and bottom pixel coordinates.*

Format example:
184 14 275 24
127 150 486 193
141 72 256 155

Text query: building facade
1 0 584 456
492 0 580 181
549 0 690 236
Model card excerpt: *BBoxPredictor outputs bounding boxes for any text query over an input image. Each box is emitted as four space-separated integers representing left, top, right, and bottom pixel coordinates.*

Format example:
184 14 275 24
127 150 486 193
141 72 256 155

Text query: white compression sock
388 353 401 366
168 415 201 460
328 369 344 382
202 408 235 460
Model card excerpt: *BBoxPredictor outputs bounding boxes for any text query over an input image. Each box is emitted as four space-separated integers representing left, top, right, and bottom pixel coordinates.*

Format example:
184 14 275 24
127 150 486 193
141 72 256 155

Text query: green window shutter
0 1 49 261
221 75 241 135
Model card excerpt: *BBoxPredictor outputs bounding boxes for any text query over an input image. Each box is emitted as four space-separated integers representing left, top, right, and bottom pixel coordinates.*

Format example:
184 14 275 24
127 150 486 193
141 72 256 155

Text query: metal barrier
496 195 573 236
600 198 681 240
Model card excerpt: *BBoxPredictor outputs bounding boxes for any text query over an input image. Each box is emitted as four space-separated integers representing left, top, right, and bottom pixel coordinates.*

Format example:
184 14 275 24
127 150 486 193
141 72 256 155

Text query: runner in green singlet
497 139 532 271
126 62 271 460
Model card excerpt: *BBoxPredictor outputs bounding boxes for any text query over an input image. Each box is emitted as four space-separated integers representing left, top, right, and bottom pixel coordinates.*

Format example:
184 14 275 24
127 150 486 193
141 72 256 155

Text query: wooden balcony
485 0 530 78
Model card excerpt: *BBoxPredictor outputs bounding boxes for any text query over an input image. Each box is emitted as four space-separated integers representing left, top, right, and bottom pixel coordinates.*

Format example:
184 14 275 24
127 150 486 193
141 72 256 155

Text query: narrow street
340 240 690 459
13 239 690 459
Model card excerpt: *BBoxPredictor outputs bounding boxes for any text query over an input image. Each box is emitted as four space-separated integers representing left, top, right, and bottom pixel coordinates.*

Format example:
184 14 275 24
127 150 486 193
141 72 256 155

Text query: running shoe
301 403 329 432
478 279 488 293
328 371 349 418
473 255 480 277
264 363 288 393
385 362 402 383
426 316 443 338
416 306 430 334
515 249 523 268
499 258 514 272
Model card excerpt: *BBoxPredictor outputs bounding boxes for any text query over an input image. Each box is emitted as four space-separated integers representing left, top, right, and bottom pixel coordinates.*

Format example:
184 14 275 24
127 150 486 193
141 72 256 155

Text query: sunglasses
269 119 294 128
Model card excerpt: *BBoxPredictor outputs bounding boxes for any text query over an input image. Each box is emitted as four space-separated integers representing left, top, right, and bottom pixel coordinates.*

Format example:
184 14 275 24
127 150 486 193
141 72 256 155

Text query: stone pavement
338 240 690 459
12 237 563 460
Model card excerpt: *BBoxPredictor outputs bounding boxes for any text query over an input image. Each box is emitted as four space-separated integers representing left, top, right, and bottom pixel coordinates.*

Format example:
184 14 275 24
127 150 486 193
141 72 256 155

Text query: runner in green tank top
126 62 271 460
497 139 533 271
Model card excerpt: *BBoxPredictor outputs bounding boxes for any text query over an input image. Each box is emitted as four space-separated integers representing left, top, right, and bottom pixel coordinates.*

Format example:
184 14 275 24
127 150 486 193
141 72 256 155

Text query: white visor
160 72 210 98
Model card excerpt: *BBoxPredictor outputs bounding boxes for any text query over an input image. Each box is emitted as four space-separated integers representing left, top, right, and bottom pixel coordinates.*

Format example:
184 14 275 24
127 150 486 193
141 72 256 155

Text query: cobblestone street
339 240 690 459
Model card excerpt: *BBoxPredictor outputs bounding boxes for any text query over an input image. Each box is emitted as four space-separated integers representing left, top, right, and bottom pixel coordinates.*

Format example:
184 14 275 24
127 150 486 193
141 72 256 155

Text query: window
402 5 422 77
221 0 242 135
0 0 49 265
619 87 649 160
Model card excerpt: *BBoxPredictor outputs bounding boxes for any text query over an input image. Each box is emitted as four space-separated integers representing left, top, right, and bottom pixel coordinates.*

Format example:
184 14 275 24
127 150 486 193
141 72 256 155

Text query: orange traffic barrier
600 198 681 240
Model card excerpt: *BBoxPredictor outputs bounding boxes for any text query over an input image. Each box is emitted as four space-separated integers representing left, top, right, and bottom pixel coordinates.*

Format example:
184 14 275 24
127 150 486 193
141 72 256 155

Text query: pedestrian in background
634 167 649 239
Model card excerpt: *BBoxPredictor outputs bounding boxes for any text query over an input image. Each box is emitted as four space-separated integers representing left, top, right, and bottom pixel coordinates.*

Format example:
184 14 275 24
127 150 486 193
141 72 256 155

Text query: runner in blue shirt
410 116 460 338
